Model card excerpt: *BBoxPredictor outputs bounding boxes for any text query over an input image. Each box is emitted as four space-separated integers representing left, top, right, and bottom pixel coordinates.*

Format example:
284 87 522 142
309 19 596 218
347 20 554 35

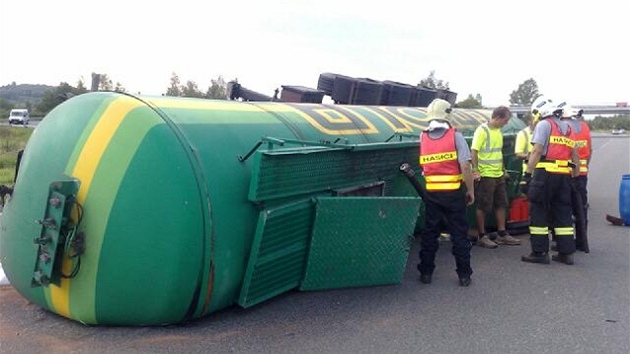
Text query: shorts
474 176 509 214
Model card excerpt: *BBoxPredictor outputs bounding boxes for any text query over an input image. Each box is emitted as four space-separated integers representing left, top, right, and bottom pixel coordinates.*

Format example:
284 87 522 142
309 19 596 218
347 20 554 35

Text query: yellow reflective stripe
478 158 503 165
425 174 463 182
479 124 503 153
480 148 502 153
535 162 571 174
579 160 588 173
550 136 575 148
478 123 503 168
50 97 143 319
426 182 462 191
529 226 548 235
554 227 574 236
419 151 457 164
556 160 569 167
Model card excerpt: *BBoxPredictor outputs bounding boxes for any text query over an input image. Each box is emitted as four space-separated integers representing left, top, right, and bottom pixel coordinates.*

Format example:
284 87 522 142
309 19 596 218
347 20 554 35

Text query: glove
520 172 532 195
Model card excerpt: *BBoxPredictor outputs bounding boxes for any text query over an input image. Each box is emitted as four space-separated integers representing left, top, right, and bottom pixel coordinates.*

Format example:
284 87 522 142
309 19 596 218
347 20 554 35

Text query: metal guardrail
505 105 630 115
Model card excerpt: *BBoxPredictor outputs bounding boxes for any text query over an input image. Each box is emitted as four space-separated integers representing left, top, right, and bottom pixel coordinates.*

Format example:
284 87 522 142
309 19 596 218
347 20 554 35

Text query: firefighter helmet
426 98 452 120
558 102 583 119
530 96 554 121
557 101 575 118
552 101 573 118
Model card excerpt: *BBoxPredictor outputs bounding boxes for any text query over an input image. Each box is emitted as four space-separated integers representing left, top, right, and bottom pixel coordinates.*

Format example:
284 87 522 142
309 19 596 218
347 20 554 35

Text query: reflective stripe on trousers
528 169 576 254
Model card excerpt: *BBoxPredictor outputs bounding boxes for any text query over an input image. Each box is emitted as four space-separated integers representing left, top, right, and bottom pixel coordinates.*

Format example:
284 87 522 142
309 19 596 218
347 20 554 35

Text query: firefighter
417 98 475 287
521 100 580 265
559 103 591 253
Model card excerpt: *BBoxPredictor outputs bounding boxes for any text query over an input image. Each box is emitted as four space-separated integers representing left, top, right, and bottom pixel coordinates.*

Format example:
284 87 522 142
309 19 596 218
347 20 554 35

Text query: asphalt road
0 135 629 354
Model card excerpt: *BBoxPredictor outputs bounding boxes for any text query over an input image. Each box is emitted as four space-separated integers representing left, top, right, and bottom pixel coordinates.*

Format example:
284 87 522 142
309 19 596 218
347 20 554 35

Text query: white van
8 109 30 125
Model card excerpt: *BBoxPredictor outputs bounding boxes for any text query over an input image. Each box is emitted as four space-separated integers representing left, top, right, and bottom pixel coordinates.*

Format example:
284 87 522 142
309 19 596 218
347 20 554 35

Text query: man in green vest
515 113 538 182
471 106 522 248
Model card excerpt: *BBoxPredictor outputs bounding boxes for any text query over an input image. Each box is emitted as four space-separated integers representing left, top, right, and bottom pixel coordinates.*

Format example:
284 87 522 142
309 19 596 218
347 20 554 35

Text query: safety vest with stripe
475 122 503 177
573 120 591 176
536 118 574 174
419 128 463 191
517 126 533 176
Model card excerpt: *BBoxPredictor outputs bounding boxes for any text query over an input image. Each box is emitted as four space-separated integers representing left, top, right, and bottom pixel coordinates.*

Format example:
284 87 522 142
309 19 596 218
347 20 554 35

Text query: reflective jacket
573 120 591 176
472 122 504 177
419 128 463 191
516 126 533 176
536 118 574 174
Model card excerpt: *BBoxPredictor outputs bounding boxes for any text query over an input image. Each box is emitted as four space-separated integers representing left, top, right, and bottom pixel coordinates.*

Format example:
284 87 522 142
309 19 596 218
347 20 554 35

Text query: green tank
0 92 509 325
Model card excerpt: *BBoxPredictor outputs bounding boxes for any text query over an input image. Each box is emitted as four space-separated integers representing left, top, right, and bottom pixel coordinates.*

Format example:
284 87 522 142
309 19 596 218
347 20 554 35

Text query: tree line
1 72 627 131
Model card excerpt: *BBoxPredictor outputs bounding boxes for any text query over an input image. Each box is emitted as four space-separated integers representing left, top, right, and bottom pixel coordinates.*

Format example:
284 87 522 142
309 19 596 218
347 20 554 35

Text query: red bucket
508 196 529 222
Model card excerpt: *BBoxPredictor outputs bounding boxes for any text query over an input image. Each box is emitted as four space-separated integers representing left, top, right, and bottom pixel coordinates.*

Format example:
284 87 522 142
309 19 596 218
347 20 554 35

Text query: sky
1 0 629 108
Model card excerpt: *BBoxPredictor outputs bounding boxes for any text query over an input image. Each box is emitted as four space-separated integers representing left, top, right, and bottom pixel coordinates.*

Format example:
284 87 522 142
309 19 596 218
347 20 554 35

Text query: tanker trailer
0 92 493 325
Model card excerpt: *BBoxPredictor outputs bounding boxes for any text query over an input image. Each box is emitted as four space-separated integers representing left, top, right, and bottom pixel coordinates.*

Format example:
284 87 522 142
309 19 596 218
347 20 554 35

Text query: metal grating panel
238 199 314 308
300 196 420 291
248 144 418 201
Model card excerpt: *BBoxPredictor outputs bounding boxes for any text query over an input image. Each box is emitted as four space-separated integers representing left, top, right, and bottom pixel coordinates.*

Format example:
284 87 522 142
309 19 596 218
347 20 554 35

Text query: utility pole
91 73 101 91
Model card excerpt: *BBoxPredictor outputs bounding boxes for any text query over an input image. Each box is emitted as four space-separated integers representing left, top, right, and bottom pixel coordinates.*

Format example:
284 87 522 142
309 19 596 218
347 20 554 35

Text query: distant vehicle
8 109 30 125
612 128 626 135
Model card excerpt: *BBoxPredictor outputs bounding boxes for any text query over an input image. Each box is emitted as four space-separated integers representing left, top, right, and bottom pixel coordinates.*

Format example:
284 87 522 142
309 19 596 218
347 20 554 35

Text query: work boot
477 235 498 249
495 234 521 246
575 241 590 253
521 252 550 264
459 276 472 287
576 245 590 253
552 253 574 265
419 274 432 284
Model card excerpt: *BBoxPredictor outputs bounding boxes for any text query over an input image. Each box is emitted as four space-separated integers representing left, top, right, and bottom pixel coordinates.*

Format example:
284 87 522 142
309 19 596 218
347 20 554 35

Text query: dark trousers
528 169 576 254
571 176 589 250
418 188 472 278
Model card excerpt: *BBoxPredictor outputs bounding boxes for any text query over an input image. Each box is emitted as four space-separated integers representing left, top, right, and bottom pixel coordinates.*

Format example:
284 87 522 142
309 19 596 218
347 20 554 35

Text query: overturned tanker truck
0 92 521 326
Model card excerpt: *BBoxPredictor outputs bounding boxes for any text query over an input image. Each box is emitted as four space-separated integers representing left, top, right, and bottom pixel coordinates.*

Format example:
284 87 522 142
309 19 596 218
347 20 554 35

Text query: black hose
399 163 426 200
14 149 23 183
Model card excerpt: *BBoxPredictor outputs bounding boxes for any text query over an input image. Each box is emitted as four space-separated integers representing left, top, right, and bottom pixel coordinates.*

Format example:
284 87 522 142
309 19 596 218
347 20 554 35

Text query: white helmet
426 98 452 120
531 96 554 119
553 101 575 118
555 101 575 118
560 102 583 119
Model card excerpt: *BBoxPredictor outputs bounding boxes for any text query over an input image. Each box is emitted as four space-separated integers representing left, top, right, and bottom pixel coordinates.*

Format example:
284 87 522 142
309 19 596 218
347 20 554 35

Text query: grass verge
0 126 33 185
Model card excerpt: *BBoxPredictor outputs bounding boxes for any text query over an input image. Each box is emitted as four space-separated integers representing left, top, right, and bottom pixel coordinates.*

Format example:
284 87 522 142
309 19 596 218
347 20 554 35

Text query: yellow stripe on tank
147 97 270 112
50 97 144 318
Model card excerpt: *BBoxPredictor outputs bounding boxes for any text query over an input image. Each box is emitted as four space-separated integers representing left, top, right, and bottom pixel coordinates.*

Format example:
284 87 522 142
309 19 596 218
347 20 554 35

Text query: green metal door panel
248 143 419 202
238 199 314 308
300 196 420 291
